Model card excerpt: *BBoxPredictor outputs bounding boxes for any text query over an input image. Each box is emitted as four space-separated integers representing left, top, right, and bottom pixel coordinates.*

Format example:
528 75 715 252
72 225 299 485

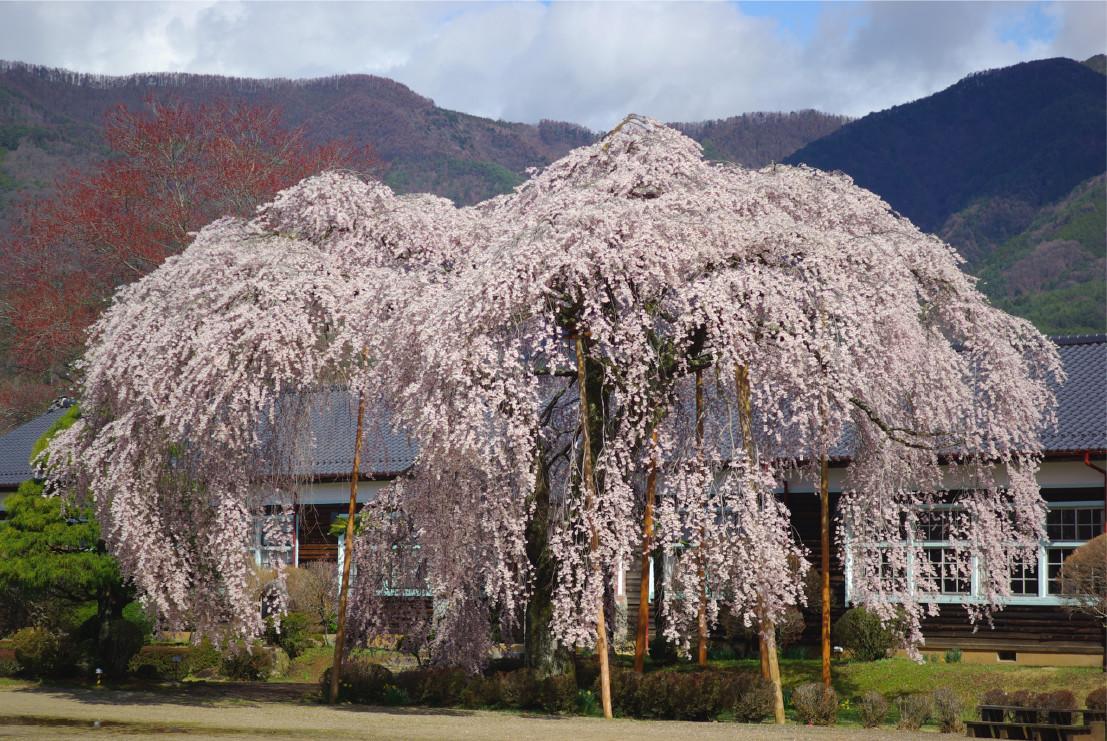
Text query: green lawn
678 657 1103 724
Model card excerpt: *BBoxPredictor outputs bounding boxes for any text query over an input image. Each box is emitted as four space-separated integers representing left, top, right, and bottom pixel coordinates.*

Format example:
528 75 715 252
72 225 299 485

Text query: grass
636 656 1104 726
282 645 333 684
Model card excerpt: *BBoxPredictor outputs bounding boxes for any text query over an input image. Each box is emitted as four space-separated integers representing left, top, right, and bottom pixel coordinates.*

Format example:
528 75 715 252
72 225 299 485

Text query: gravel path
0 683 927 740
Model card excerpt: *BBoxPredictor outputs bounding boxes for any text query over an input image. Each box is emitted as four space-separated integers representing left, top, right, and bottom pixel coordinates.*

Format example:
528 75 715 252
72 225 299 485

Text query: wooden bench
967 705 1101 741
965 720 1092 740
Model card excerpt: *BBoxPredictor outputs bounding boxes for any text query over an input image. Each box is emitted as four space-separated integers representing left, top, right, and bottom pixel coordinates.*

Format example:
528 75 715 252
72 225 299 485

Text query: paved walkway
0 683 924 740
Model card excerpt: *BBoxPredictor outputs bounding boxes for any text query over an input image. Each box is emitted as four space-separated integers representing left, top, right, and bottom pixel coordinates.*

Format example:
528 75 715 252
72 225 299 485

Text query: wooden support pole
329 389 366 704
575 336 612 719
820 453 832 689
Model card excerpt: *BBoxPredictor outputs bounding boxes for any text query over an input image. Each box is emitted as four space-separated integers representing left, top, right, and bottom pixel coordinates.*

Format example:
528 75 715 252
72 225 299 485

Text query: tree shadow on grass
12 680 317 708
329 703 475 718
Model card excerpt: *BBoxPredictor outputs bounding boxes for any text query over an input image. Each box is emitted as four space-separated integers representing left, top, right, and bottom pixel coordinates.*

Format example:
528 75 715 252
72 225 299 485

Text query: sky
0 1 1103 131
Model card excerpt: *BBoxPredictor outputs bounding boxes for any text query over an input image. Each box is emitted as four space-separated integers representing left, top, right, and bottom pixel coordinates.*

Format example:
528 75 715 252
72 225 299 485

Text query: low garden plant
896 692 933 730
791 682 838 725
857 690 888 728
932 687 964 733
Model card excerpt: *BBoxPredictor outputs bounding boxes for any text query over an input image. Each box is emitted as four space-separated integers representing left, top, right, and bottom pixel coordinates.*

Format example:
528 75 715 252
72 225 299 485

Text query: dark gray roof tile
0 402 74 488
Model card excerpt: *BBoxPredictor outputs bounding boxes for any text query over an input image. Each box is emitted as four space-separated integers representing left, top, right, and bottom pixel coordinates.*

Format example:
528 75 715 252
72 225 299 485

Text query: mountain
785 57 1105 238
785 56 1105 333
976 173 1105 335
0 61 597 210
0 61 845 218
672 110 849 167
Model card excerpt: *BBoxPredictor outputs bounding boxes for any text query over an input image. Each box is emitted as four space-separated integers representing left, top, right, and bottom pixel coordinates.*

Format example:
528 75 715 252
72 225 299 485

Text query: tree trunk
634 429 659 673
735 364 786 723
820 454 832 689
525 449 571 678
329 390 365 704
575 335 612 719
762 614 786 724
694 368 709 667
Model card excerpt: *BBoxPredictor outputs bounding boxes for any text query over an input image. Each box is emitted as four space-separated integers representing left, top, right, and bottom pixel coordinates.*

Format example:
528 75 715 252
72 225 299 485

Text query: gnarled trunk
524 449 571 678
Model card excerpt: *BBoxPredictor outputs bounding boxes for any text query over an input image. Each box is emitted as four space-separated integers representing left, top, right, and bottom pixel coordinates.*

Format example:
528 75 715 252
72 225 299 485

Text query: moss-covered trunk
524 449 571 678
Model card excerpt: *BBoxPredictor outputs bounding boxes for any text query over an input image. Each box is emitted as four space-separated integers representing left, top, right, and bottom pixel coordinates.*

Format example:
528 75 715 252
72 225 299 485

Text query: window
1046 507 1103 542
254 511 295 568
924 547 971 595
845 499 1103 605
1009 558 1038 595
1046 546 1077 596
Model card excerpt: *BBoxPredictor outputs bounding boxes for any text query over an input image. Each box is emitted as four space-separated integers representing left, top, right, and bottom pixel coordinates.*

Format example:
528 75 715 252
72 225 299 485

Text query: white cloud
0 1 1102 131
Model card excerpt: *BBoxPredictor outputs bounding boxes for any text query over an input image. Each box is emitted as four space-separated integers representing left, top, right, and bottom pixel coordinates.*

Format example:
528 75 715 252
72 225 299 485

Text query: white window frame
845 500 1103 606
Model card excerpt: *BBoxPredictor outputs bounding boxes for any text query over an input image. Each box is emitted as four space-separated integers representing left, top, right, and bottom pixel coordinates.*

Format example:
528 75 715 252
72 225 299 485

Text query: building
1 337 1103 665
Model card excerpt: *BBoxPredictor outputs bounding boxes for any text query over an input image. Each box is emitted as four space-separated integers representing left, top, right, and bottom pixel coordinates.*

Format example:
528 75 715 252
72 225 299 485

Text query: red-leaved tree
0 96 373 428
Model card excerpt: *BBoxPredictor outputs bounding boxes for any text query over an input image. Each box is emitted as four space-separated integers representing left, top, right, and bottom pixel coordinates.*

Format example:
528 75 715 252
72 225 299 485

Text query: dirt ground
0 682 932 740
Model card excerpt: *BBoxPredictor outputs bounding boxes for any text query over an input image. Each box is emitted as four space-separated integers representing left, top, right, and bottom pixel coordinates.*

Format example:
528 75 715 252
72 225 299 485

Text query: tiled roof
0 336 1101 488
293 389 417 478
1041 334 1106 453
0 401 74 488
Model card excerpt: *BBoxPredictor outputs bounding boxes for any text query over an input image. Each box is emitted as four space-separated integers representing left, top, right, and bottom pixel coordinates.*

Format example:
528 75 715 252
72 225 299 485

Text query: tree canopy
49 116 1059 674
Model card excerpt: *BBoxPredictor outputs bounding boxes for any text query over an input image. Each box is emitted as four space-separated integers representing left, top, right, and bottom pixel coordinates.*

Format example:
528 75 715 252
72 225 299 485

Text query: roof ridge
1049 334 1106 346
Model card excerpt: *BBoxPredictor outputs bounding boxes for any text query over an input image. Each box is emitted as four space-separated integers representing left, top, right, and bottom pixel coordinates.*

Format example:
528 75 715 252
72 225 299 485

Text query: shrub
101 619 145 678
128 646 192 681
1008 690 1039 723
396 667 468 707
792 682 838 725
1037 690 1077 710
932 688 964 733
732 675 774 723
832 607 895 661
187 638 222 678
858 691 889 728
723 607 804 656
607 666 643 716
322 660 394 704
980 689 1008 722
0 658 19 677
459 675 499 708
538 672 577 714
11 627 71 677
265 612 316 659
221 641 274 681
980 688 1008 706
1087 687 1107 711
599 668 749 721
944 647 962 663
1038 690 1077 724
897 693 933 730
572 654 600 690
497 668 540 709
